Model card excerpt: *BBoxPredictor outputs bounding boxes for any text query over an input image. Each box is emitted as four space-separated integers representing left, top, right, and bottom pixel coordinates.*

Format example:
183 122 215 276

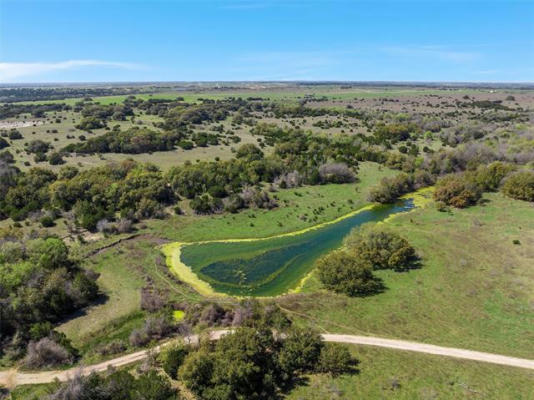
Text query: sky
0 0 533 83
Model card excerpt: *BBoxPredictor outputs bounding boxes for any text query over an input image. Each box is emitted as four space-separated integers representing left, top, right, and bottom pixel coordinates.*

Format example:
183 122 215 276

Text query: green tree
345 226 416 271
29 237 69 270
161 344 190 379
278 328 323 375
317 343 355 376
501 171 534 202
316 250 383 296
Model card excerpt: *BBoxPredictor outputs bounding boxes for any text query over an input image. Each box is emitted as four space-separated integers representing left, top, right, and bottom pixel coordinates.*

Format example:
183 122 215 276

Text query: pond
175 198 415 297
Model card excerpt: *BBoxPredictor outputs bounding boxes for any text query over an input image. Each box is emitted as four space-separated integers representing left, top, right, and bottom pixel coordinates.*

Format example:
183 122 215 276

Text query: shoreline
161 187 434 298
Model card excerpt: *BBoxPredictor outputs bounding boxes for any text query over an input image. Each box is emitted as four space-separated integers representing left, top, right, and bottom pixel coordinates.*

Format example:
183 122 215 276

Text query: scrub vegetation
1 83 533 399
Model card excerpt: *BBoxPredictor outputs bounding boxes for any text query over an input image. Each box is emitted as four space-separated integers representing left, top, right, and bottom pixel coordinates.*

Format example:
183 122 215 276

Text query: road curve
1 331 533 388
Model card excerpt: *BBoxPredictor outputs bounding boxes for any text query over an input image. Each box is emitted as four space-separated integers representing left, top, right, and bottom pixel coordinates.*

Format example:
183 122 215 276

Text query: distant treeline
0 87 142 103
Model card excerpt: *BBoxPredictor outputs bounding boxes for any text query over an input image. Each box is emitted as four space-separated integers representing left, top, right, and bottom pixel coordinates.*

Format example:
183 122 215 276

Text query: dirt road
1 331 533 388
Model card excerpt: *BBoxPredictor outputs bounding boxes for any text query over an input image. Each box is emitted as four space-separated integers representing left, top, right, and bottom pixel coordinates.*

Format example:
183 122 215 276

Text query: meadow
280 192 534 359
288 345 534 399
173 198 413 296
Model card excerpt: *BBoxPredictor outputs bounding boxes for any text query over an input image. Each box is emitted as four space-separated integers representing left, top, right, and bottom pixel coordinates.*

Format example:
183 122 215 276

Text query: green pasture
287 345 534 400
282 192 534 359
146 162 397 241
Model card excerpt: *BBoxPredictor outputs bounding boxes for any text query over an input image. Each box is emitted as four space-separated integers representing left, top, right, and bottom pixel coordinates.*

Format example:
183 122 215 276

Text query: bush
129 317 176 347
8 129 23 140
501 171 534 202
474 161 516 191
179 327 280 399
47 369 176 400
48 151 65 165
40 215 55 227
367 173 414 203
0 137 9 149
96 340 127 356
278 328 323 374
345 226 417 271
140 287 167 312
318 162 356 184
433 173 482 208
161 344 190 379
317 343 356 376
23 338 74 368
27 139 50 154
316 250 383 296
190 194 222 214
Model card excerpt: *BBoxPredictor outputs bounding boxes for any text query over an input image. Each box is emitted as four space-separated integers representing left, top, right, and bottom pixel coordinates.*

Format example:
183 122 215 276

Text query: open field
146 162 397 241
10 85 527 106
280 192 534 359
287 345 534 400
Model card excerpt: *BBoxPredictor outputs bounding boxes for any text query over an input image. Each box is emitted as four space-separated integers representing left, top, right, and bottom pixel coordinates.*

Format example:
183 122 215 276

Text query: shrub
316 250 383 296
75 116 106 130
129 317 176 347
27 139 50 154
23 338 74 368
190 194 222 214
501 171 534 202
317 343 356 376
474 161 516 191
433 173 482 208
47 369 176 400
345 226 417 271
140 287 167 312
278 328 323 374
318 162 356 184
48 151 65 165
367 173 414 203
40 215 55 227
160 344 190 379
8 129 23 140
96 340 127 356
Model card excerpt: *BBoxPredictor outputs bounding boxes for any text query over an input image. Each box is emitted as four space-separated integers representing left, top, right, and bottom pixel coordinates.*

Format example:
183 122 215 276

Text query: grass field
170 199 413 297
11 86 494 106
56 236 203 362
280 192 534 359
287 345 534 400
146 162 397 241
4 109 261 172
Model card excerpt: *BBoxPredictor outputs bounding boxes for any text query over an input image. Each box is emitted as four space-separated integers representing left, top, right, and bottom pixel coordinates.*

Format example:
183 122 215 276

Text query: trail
1 330 533 388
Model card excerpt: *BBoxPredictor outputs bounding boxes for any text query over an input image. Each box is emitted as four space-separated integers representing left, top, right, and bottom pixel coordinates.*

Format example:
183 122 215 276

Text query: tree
235 143 264 162
317 343 355 376
179 327 280 400
29 237 69 270
345 226 417 271
161 344 190 379
48 151 65 165
318 162 356 183
474 161 516 191
501 171 534 202
278 328 323 375
316 250 383 296
0 137 9 149
367 173 414 203
433 173 482 208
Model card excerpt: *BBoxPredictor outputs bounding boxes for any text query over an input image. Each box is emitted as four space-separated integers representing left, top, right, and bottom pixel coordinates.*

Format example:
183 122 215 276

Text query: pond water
180 198 415 296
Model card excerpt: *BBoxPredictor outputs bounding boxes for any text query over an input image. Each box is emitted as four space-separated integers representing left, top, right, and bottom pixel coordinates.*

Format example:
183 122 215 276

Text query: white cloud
0 60 143 82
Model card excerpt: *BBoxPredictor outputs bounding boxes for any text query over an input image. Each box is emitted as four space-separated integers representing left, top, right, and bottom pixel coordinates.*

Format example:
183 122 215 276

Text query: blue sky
0 0 533 83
